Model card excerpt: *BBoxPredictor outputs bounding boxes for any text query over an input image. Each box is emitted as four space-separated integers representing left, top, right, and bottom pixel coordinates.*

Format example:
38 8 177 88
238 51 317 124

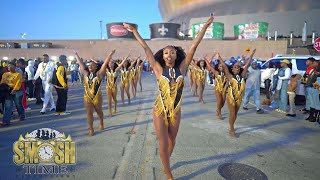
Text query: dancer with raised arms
136 57 147 92
105 53 130 117
124 14 214 180
204 53 228 119
218 49 256 137
120 55 137 106
75 50 115 136
191 58 207 103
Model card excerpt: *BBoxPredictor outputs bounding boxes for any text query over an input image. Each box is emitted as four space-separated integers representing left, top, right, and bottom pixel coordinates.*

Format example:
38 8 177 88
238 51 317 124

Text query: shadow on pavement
172 127 318 180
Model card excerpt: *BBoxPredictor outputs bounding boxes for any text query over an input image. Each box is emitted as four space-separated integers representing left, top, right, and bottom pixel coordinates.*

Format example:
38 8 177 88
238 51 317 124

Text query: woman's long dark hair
107 61 118 72
85 60 102 73
122 59 131 69
196 59 207 69
154 45 186 67
214 62 221 72
131 60 137 69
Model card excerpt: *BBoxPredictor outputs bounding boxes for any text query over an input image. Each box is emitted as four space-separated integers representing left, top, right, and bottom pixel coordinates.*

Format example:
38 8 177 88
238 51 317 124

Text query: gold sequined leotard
227 75 245 107
120 68 130 89
188 66 194 80
83 73 102 106
191 67 197 80
137 65 142 78
154 66 184 126
106 70 118 94
196 68 207 85
215 71 228 97
130 68 137 81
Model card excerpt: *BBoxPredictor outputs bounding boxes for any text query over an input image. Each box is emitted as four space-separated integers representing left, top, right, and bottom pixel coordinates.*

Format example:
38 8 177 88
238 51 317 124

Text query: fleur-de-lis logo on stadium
158 24 168 36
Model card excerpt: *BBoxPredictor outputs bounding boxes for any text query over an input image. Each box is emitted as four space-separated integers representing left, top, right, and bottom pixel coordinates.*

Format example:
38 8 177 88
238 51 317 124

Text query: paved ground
1 71 320 180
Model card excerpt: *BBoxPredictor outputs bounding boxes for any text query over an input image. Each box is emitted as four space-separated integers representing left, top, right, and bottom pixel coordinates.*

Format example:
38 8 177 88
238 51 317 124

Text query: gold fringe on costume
192 67 197 80
106 71 118 94
227 76 245 107
137 66 141 78
188 66 193 77
121 70 130 89
215 73 228 97
83 76 102 106
196 69 206 85
154 76 184 126
130 68 137 81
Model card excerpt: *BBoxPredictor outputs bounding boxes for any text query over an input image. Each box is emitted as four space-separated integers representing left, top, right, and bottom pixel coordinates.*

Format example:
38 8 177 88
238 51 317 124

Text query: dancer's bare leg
107 90 112 117
120 83 125 106
94 95 104 130
153 110 174 179
84 100 94 136
215 91 223 120
168 110 181 157
112 90 117 113
227 99 236 137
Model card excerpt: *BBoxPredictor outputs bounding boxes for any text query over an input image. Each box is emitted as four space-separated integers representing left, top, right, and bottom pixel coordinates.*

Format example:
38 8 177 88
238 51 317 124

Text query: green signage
192 22 224 39
234 22 268 39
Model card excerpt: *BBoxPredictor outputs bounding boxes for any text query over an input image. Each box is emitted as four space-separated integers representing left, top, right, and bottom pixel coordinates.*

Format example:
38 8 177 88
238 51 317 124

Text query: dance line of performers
74 14 258 180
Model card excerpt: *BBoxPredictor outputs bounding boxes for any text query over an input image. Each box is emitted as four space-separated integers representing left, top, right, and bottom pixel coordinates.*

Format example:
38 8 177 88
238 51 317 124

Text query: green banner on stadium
191 22 224 39
234 22 268 40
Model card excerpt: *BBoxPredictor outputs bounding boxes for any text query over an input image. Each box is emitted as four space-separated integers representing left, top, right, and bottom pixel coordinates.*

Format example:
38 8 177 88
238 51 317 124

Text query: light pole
99 20 102 39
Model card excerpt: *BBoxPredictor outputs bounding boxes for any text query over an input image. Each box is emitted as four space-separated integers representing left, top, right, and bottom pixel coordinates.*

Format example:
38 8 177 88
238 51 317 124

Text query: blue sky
0 0 162 40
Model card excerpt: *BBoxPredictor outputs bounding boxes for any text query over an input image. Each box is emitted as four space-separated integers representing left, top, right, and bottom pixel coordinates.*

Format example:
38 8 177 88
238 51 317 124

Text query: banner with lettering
192 22 224 39
234 22 268 40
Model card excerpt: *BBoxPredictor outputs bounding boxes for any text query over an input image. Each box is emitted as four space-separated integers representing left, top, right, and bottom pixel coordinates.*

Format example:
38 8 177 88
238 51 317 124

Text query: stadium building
158 0 320 38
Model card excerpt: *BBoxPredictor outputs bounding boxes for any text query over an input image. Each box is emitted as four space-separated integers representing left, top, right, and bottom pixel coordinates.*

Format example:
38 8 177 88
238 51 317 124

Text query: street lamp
99 20 103 39
21 33 26 39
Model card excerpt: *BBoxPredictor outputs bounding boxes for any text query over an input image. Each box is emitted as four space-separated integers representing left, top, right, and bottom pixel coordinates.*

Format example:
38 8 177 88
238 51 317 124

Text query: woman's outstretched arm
98 49 116 78
75 52 88 77
135 55 141 69
115 52 131 73
128 58 138 71
123 23 161 75
141 57 147 66
204 56 218 76
182 14 214 69
217 53 232 81
241 49 256 78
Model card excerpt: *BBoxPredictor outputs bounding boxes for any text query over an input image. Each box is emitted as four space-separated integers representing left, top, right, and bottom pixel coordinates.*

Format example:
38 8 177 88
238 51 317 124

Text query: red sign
110 25 128 36
314 38 320 52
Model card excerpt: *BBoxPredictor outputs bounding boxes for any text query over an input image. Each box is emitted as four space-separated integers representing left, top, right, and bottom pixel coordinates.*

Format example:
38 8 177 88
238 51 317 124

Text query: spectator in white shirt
261 62 276 105
25 59 36 100
33 54 56 114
